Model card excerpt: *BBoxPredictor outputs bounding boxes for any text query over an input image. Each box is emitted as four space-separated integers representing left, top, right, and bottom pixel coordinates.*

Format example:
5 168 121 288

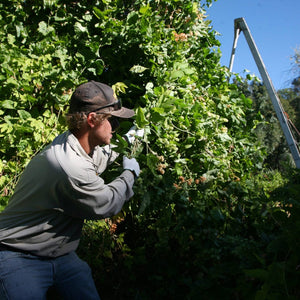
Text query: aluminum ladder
229 17 300 169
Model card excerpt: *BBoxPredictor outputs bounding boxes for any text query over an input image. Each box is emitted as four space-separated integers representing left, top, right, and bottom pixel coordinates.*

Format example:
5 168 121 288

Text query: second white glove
124 126 144 144
123 156 140 177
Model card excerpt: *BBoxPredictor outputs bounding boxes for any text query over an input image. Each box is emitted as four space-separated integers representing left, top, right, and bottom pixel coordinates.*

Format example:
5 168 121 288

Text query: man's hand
123 156 140 177
124 126 144 144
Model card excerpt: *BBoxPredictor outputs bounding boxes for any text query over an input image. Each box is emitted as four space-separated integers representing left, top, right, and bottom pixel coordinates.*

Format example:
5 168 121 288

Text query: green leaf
151 107 165 114
217 133 231 142
43 0 58 8
6 77 19 86
110 134 129 155
150 111 165 123
130 65 148 74
74 22 87 33
93 7 105 19
94 59 104 75
112 82 128 95
241 94 253 108
17 110 31 120
38 21 54 36
126 11 139 24
1 100 16 110
170 70 184 79
135 107 149 128
139 5 150 14
7 34 15 45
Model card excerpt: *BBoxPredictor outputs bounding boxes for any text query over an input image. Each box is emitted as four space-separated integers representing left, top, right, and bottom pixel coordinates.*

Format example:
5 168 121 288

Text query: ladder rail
230 17 300 169
229 24 241 72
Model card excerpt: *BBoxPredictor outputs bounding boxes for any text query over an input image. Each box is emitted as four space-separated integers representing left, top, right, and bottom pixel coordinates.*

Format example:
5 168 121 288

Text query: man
0 81 141 299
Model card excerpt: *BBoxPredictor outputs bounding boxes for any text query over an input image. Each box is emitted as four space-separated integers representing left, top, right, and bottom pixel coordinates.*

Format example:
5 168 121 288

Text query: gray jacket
0 131 135 257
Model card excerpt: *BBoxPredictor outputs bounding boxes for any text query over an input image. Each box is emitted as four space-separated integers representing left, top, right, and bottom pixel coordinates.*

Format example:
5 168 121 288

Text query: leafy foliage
233 66 300 172
0 1 299 299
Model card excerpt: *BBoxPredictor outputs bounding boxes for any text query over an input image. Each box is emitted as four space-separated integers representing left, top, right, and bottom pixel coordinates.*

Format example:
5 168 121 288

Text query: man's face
90 116 113 146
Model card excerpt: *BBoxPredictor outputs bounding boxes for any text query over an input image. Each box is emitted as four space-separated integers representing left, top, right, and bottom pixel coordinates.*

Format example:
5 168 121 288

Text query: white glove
124 126 144 144
123 156 140 177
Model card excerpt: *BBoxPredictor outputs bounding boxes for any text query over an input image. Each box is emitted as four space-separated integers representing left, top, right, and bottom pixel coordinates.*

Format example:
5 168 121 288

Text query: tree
288 47 300 131
232 46 300 171
233 76 296 170
290 47 300 90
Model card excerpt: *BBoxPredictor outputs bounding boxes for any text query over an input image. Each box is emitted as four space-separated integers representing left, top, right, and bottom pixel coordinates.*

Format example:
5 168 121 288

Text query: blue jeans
0 250 100 300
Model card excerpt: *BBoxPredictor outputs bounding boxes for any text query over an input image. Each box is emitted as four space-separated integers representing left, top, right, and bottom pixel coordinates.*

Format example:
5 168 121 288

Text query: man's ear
86 113 97 128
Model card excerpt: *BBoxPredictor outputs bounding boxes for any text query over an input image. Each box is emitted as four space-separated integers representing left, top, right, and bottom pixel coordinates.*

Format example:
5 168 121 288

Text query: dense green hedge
0 1 299 299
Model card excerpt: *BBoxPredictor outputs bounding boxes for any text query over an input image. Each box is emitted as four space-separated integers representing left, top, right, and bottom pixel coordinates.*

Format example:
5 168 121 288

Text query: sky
206 0 300 90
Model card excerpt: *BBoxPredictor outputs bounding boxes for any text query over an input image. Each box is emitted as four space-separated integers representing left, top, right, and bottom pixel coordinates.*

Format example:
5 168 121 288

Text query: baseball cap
69 81 134 118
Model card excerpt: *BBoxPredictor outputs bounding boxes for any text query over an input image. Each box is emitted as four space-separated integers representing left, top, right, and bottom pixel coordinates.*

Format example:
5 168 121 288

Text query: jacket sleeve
59 170 134 219
58 170 135 219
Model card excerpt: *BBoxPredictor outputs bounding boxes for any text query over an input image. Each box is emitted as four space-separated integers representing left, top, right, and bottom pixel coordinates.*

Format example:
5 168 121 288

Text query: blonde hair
66 112 110 132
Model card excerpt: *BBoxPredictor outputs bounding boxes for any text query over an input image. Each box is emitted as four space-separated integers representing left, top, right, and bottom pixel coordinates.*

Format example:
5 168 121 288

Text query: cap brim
110 107 135 118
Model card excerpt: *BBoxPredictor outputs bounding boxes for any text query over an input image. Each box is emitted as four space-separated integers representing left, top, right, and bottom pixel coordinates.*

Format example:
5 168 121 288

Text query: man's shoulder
48 131 97 183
